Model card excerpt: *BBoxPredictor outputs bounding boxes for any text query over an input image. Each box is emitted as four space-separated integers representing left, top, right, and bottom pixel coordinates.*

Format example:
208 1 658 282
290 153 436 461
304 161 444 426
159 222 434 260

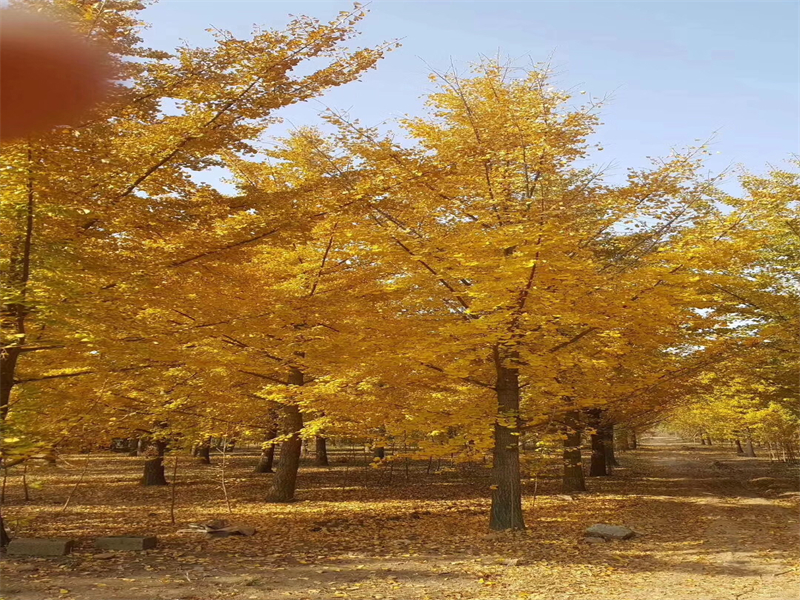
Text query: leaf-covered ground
2 438 798 600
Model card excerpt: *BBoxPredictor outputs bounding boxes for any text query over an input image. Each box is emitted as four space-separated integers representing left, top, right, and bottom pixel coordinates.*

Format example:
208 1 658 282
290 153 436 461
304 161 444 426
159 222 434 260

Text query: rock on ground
585 524 635 540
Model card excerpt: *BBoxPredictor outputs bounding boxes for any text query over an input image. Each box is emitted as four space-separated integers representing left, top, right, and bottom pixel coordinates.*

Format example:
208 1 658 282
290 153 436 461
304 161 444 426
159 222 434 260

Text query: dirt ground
1 437 798 600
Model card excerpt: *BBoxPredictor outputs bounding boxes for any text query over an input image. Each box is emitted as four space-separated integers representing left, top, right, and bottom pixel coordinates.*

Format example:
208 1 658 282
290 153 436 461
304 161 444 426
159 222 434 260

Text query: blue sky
140 1 799 192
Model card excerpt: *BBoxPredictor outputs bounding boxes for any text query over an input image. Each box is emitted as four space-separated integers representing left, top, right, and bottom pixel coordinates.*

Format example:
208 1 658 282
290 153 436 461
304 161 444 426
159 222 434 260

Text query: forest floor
1 437 798 600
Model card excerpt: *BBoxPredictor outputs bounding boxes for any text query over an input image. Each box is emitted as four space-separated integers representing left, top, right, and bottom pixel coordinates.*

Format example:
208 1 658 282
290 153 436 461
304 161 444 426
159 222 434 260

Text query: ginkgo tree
261 60 757 530
668 164 800 459
0 0 392 536
3 0 795 545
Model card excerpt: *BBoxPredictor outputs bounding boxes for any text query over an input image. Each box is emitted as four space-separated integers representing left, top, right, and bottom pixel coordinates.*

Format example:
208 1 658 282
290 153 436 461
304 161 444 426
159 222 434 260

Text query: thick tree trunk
266 367 304 502
562 409 586 493
255 425 278 473
196 438 211 464
315 436 329 466
603 424 619 467
743 437 757 458
588 409 608 477
735 439 744 455
489 350 525 531
141 440 168 486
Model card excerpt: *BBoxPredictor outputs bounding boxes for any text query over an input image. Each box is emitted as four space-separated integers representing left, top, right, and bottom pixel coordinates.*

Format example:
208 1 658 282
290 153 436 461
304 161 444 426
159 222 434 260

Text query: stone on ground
94 535 158 551
585 524 635 540
7 538 74 556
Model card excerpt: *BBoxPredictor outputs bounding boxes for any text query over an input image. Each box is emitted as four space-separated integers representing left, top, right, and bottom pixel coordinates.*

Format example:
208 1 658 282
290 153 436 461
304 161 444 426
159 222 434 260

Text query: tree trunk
562 409 586 493
616 427 630 452
629 430 638 449
255 425 278 473
0 348 20 423
141 440 168 486
705 436 713 446
315 436 329 466
0 159 34 424
136 437 149 456
743 436 757 458
266 367 304 502
604 424 619 467
0 513 10 547
373 446 385 460
489 349 525 531
784 442 796 462
196 438 211 464
588 409 608 477
700 437 706 445
126 438 138 456
735 439 744 455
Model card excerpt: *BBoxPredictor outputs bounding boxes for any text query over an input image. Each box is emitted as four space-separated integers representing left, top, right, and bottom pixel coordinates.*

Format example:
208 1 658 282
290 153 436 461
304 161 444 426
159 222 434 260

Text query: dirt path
565 436 800 600
2 440 798 600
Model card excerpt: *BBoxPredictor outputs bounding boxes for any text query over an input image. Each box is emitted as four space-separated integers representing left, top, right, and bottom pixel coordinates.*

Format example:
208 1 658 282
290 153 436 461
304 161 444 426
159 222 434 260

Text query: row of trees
2 0 797 540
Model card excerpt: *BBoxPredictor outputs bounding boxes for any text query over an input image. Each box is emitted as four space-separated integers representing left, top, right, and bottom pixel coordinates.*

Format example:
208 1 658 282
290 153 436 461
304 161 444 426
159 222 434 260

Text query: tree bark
562 409 586 493
254 424 278 473
266 367 304 502
372 446 385 460
141 440 168 486
489 348 525 531
735 439 744 455
315 436 329 466
629 429 638 449
743 436 757 457
0 512 10 547
0 348 20 422
588 409 608 477
196 438 211 464
603 423 619 467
